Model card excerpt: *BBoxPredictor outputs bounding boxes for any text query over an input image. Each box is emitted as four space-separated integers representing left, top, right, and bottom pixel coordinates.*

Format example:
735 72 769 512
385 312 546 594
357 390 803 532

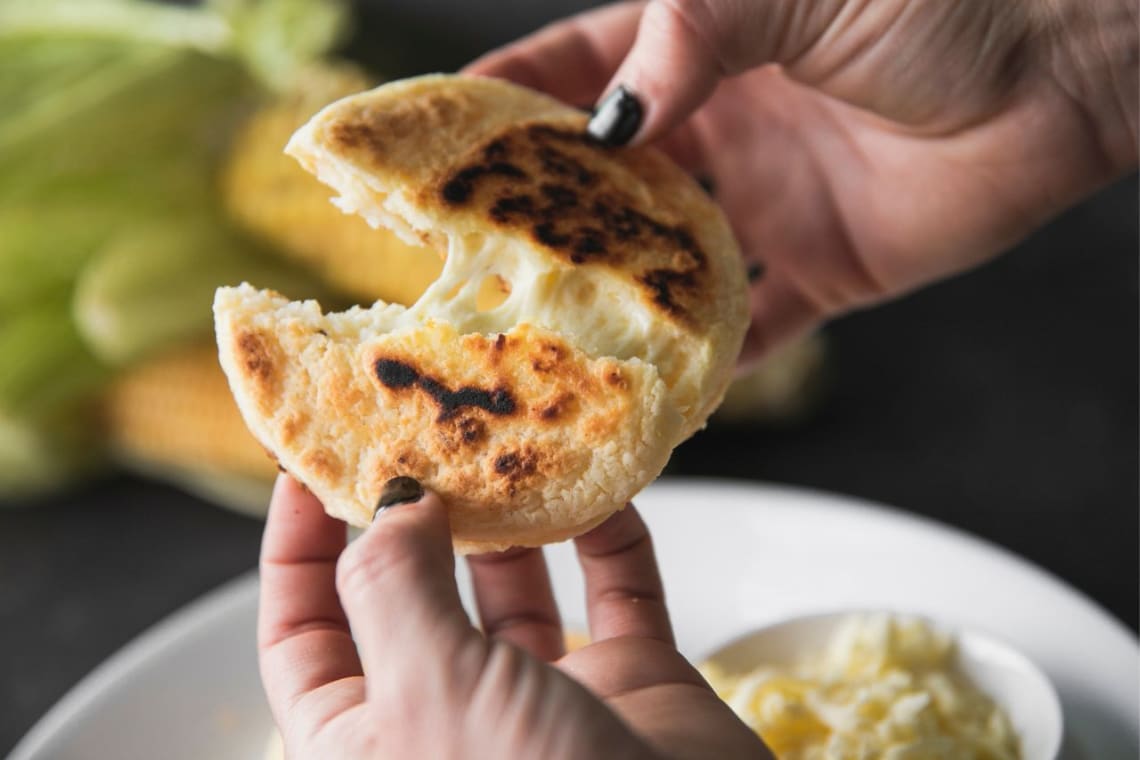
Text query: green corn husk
0 1 231 54
0 36 258 315
0 402 105 502
73 218 332 365
0 0 354 500
0 295 108 418
0 0 352 304
210 0 350 92
0 41 253 207
0 203 137 312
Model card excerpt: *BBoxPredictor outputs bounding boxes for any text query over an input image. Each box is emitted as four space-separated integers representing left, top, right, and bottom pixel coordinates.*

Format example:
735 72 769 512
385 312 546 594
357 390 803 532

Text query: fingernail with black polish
587 85 643 146
374 476 424 520
746 260 766 283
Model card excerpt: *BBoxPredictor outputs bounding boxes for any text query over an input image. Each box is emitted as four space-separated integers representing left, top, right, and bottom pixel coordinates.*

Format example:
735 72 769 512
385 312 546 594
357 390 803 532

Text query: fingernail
373 476 424 520
587 85 643 146
746 259 766 283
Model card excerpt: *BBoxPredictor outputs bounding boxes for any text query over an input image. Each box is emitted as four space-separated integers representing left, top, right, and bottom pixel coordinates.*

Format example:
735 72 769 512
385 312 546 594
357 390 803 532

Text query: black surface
673 176 1139 622
2 3 1137 755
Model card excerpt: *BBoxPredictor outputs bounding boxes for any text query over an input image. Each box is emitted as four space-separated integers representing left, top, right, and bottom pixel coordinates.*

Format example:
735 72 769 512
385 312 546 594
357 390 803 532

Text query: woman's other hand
466 0 1137 363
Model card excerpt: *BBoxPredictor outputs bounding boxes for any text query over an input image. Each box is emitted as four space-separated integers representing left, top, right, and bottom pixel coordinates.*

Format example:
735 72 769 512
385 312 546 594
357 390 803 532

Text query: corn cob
713 333 829 424
222 64 443 307
103 340 278 484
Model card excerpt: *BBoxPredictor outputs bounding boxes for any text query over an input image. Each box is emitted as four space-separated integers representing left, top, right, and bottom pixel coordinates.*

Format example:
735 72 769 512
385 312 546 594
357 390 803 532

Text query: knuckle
486 639 527 675
652 0 752 74
471 641 534 703
653 0 716 42
657 0 714 28
335 527 423 600
599 584 665 606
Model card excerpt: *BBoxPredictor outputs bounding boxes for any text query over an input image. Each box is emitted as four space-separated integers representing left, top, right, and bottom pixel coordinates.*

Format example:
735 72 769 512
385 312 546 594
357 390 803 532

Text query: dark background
1 1 1137 754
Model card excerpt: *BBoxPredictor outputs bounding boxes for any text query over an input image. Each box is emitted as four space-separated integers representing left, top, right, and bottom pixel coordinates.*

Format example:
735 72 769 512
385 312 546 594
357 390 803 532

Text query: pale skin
469 0 1137 362
261 476 771 759
264 1 1137 757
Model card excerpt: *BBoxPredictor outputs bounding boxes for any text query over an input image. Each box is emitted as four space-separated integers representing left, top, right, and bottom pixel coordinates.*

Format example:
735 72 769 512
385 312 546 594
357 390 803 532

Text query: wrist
1042 0 1138 173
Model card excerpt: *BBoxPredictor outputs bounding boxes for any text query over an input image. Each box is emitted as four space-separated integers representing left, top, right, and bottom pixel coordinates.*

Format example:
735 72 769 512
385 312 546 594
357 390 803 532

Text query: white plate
10 480 1138 760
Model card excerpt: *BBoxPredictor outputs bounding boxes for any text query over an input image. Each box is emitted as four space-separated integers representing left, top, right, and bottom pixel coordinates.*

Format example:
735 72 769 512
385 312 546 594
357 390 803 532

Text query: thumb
335 478 478 690
587 0 820 146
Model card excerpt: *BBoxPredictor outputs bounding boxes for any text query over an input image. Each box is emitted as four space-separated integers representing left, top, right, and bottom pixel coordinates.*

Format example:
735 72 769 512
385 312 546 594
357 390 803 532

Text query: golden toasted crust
215 74 748 551
215 286 680 553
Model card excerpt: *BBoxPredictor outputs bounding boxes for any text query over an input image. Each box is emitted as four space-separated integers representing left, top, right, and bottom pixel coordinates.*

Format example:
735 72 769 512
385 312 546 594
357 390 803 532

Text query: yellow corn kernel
222 64 442 307
103 341 277 483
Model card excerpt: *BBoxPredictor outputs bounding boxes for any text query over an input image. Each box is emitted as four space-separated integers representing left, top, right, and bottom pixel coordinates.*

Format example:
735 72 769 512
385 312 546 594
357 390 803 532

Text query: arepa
214 74 748 553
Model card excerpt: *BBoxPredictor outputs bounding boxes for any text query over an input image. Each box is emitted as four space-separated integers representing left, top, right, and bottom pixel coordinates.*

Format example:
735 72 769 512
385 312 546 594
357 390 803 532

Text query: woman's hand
259 475 772 759
466 0 1137 363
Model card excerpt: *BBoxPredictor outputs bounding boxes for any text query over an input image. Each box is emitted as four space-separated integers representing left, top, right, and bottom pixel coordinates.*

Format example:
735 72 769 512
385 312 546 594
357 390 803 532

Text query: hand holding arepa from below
259 475 774 759
466 0 1138 364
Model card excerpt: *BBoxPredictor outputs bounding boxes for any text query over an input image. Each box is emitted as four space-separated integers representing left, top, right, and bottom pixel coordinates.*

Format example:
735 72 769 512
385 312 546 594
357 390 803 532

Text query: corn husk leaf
0 295 108 418
0 402 105 502
73 218 331 365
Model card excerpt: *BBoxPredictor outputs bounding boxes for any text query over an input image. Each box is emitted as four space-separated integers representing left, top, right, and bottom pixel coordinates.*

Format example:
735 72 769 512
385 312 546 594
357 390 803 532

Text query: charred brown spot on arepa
302 447 343 480
431 122 708 324
537 392 577 422
483 138 508 160
236 330 274 382
491 447 542 496
441 162 528 204
605 367 629 389
235 329 283 400
639 267 700 317
373 357 517 422
490 194 536 223
281 411 310 445
329 121 385 159
494 449 537 479
435 414 488 453
329 91 471 162
457 416 487 443
530 341 567 373
393 449 432 478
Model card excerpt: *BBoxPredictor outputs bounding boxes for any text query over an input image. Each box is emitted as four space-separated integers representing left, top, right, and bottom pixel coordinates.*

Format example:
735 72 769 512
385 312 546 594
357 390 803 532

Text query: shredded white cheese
700 615 1021 760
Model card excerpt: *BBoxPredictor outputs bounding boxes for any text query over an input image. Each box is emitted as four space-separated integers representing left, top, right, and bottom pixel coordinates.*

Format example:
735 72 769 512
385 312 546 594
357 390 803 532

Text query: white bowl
702 611 1063 760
